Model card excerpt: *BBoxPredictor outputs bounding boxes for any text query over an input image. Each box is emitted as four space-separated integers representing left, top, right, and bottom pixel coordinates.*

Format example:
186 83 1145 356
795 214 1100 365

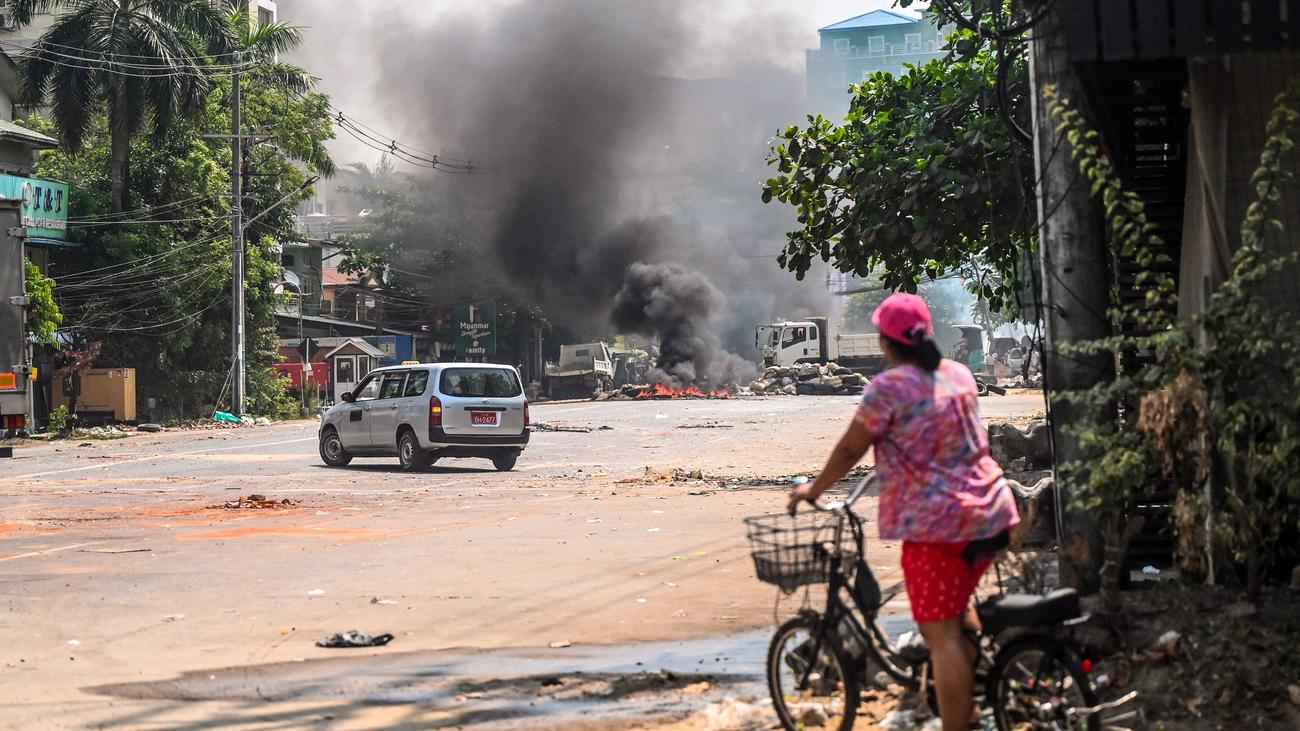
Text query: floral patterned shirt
856 359 1020 544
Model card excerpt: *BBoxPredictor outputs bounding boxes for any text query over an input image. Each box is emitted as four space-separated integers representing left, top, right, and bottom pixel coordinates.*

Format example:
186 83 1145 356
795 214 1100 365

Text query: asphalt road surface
0 393 1045 729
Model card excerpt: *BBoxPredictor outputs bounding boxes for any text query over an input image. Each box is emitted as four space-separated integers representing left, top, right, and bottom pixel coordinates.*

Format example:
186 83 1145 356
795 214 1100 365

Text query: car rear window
440 368 522 398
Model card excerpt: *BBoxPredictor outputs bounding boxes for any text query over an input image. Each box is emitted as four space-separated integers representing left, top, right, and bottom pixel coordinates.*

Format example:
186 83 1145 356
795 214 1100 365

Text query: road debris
532 422 592 433
677 423 733 429
161 614 185 622
622 466 716 484
79 547 151 554
315 630 394 648
370 597 397 605
213 495 299 510
308 589 326 596
749 362 868 396
548 640 572 649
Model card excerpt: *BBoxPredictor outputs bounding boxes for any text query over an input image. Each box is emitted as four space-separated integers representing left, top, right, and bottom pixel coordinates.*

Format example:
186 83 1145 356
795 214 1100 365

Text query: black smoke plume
288 0 829 367
611 263 740 386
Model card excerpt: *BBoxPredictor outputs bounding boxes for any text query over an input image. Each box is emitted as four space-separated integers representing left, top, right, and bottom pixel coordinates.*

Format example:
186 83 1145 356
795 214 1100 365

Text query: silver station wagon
318 362 530 471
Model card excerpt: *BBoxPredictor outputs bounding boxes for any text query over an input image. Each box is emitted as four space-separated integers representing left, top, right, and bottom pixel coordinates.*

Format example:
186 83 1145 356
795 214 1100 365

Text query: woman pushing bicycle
787 292 1020 731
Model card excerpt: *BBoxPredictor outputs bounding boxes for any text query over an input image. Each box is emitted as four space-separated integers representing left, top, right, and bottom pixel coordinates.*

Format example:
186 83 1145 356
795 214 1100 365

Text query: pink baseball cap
872 292 933 345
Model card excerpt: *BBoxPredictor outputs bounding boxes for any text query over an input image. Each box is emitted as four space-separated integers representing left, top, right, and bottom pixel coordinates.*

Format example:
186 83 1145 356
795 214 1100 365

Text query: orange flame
634 384 731 400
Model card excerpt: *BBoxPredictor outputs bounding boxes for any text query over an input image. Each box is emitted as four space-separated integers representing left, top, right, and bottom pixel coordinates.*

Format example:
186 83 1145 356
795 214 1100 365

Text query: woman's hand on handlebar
787 477 817 515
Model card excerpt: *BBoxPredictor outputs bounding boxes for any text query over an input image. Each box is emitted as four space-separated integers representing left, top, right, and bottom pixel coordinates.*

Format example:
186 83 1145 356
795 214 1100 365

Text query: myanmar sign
0 174 68 240
455 302 496 358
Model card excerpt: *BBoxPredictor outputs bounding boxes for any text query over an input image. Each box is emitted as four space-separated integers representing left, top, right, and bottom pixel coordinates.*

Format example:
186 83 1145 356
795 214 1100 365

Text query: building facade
806 8 952 118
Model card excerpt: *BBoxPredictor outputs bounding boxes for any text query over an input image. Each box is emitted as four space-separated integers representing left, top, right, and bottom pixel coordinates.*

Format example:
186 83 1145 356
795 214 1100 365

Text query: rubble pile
749 362 868 396
212 494 299 510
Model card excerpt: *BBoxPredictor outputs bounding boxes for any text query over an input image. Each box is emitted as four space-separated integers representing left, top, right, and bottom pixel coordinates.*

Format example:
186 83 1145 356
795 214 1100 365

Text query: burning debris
610 263 755 390
749 362 869 396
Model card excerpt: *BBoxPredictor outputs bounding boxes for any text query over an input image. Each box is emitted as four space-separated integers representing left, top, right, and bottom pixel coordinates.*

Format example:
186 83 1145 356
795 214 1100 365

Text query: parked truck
1 201 30 443
545 342 615 399
756 317 887 375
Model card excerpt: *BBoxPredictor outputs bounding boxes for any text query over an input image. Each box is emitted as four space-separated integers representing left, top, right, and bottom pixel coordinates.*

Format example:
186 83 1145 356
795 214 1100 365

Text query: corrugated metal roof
0 119 57 148
819 9 920 32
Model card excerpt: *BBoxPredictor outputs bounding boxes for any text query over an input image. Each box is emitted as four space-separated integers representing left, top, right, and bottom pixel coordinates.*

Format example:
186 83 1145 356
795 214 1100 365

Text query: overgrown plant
1052 80 1300 603
1046 86 1173 613
1140 82 1300 600
23 258 61 346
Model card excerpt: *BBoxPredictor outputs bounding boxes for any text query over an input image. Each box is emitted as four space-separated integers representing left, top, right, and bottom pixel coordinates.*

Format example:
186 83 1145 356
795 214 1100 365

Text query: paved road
0 393 1045 729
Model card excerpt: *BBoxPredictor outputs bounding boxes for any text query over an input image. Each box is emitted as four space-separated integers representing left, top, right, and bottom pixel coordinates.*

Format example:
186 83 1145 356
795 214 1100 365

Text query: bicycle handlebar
789 472 875 516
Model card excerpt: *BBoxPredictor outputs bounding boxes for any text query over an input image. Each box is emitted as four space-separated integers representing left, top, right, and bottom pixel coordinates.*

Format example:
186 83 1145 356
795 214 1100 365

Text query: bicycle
745 474 1107 731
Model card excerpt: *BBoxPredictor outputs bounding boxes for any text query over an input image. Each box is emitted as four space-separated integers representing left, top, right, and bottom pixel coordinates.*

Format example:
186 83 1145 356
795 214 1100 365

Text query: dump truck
1 201 30 443
545 342 615 399
756 317 887 375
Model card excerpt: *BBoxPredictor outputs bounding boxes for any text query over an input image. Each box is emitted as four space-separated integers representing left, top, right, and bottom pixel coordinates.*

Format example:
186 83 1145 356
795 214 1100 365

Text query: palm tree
224 3 333 176
9 0 234 212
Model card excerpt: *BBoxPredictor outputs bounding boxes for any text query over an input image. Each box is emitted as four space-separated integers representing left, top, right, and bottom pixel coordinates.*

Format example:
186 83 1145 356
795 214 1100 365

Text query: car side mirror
340 391 356 403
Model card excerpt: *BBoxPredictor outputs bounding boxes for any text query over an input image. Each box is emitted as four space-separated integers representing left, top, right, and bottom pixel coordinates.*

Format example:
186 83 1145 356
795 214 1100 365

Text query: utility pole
230 50 246 416
1028 9 1112 591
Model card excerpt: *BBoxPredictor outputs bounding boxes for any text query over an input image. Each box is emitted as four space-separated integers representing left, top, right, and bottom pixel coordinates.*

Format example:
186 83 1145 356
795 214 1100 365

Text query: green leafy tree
23 257 61 346
761 10 1033 314
10 0 235 212
35 73 333 418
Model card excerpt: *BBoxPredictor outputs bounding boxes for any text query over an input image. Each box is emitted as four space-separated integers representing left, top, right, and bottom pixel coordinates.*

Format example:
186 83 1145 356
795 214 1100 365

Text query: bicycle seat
976 588 1081 633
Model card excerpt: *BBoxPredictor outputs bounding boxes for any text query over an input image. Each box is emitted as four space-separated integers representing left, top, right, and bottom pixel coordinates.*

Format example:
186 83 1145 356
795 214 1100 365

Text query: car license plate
472 411 498 426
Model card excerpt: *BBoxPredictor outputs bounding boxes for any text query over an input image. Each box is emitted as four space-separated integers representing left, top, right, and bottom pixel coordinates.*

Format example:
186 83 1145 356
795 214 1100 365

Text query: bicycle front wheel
987 635 1099 731
767 614 860 731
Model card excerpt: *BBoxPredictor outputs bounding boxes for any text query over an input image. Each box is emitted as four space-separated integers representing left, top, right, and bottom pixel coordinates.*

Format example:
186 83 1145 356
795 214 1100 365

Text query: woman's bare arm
787 419 875 512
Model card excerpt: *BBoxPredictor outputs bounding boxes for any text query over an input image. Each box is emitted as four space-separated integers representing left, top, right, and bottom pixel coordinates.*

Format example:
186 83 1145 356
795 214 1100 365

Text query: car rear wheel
319 428 352 467
492 452 518 472
398 430 431 471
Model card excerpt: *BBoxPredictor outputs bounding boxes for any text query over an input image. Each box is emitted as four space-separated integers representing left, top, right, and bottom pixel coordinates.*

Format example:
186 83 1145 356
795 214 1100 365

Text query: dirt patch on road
175 524 385 541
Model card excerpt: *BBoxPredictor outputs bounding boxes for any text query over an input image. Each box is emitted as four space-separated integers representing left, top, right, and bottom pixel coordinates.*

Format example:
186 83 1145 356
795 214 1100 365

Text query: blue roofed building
806 8 953 117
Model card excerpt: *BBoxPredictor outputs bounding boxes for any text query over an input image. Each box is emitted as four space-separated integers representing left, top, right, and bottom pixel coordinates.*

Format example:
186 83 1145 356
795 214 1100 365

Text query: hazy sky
286 1 917 165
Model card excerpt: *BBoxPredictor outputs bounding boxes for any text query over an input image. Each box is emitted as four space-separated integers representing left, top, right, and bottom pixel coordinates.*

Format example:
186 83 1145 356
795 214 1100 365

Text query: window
781 327 807 349
906 33 922 51
868 35 885 53
352 375 381 402
378 372 407 400
356 356 371 377
809 326 818 342
832 37 850 55
335 357 355 384
440 368 523 398
575 348 590 358
281 254 296 267
404 370 429 397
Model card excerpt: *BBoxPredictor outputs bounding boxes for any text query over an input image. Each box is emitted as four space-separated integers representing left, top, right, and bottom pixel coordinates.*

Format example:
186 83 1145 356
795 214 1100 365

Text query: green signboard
0 174 68 240
455 302 496 358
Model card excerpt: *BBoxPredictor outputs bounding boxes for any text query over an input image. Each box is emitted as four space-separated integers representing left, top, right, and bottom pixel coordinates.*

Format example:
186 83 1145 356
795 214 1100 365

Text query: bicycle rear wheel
767 614 860 731
987 635 1099 731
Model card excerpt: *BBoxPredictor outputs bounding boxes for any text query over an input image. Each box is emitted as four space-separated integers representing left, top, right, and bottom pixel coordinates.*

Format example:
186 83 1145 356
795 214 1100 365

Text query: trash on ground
880 709 916 731
702 697 774 731
1142 565 1160 575
161 614 185 622
548 640 572 648
212 411 241 424
137 423 163 433
308 588 326 596
315 630 394 648
370 597 397 605
677 423 734 429
1144 630 1184 662
623 466 714 484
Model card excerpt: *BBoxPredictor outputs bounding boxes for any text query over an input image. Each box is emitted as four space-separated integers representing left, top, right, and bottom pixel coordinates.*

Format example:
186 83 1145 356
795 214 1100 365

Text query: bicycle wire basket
744 510 855 593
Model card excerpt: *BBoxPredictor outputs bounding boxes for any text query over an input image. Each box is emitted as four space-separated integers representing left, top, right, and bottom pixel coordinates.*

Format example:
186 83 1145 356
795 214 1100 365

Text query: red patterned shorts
901 540 991 624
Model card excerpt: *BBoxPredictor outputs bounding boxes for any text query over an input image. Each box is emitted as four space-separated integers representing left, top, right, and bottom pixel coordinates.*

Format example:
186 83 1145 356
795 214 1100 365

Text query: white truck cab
756 316 887 374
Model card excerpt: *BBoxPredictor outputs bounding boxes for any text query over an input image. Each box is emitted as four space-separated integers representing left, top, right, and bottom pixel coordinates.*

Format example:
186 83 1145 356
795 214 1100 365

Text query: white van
318 362 529 471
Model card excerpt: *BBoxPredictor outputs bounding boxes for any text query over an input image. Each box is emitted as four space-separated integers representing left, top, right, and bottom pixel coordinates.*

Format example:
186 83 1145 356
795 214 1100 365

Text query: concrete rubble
748 362 869 396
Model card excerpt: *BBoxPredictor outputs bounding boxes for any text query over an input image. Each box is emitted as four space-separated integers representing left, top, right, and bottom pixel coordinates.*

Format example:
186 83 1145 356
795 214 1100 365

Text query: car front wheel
319 428 352 467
